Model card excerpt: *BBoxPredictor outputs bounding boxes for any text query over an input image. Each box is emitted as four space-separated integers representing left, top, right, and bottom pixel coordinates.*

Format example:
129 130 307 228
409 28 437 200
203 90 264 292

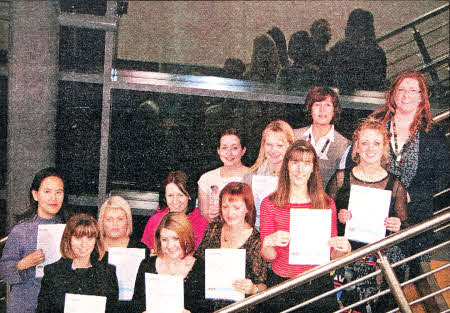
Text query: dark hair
159 170 195 215
267 26 289 68
154 212 195 259
217 128 246 149
310 19 331 45
60 213 103 261
245 34 280 83
219 182 256 227
304 86 341 124
223 58 246 79
270 140 329 210
15 167 68 223
345 8 376 41
288 31 313 65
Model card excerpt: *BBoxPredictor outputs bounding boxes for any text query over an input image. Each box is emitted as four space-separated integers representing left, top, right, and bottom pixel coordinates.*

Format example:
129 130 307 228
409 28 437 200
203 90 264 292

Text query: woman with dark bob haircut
294 86 349 186
195 182 268 311
260 140 351 312
36 213 119 313
133 212 210 313
0 167 69 313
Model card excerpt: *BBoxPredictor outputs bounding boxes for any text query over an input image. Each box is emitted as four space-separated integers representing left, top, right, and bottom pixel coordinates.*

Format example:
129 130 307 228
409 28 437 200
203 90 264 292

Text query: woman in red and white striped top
260 140 350 312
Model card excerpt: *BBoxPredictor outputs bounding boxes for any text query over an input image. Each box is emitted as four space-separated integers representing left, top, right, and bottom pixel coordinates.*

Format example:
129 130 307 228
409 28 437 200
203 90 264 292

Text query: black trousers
260 269 339 313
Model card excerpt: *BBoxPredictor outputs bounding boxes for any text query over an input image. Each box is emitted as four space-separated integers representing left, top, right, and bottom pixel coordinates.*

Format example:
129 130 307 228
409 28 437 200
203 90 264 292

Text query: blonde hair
351 117 390 166
250 120 296 172
98 196 133 237
154 213 195 259
60 213 103 260
371 69 433 134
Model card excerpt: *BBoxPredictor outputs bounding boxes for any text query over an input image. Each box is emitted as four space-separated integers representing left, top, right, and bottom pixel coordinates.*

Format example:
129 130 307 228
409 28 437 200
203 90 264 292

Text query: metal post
97 1 118 207
412 26 440 85
377 251 413 313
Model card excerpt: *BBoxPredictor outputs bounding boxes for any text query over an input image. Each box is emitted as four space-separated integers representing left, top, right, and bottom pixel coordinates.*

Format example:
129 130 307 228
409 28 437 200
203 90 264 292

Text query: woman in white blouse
198 128 250 221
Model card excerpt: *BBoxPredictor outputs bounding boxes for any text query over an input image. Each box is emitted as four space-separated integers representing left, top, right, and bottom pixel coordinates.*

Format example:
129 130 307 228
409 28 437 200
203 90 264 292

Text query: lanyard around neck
308 133 330 154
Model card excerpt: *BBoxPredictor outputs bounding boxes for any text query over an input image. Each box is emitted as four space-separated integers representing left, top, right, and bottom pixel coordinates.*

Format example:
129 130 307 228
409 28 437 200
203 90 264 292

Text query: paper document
252 175 278 230
36 224 66 277
108 247 146 300
205 248 246 301
145 273 184 313
289 209 331 265
345 184 392 244
64 293 106 313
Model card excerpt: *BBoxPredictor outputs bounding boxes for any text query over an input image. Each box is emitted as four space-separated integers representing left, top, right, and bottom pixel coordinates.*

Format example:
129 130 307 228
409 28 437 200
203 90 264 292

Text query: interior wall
117 1 445 67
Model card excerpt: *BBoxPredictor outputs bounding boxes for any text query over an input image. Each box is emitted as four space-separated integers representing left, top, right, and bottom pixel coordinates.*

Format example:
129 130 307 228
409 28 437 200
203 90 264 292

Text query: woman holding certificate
36 214 119 313
141 171 208 252
0 167 68 313
133 213 209 313
194 182 268 311
260 140 351 312
242 120 296 229
326 118 408 312
198 128 250 221
98 196 149 311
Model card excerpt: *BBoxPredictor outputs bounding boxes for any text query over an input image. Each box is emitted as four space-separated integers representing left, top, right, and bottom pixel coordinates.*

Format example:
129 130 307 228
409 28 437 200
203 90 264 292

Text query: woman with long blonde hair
242 120 295 229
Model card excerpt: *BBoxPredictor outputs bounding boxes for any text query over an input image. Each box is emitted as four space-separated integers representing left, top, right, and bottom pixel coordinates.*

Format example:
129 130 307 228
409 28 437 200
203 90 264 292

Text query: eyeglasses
397 88 422 96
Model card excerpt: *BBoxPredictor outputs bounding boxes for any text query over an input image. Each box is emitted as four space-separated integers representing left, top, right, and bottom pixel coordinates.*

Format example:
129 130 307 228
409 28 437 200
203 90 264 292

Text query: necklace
358 166 386 182
391 120 417 169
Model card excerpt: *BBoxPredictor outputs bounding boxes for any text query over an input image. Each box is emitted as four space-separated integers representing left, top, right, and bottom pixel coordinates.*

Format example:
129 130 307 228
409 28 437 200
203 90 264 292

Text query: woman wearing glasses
343 70 449 308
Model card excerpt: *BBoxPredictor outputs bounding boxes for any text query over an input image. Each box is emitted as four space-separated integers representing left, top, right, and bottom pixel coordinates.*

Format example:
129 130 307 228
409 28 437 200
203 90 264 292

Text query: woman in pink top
260 140 351 312
141 171 208 252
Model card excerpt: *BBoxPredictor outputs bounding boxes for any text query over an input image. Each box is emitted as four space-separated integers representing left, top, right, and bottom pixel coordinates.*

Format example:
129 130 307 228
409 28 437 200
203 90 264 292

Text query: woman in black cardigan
36 213 119 313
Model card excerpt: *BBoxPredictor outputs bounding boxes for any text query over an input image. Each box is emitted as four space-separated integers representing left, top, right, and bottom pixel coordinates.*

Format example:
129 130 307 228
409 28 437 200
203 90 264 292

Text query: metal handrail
376 4 449 43
215 210 450 312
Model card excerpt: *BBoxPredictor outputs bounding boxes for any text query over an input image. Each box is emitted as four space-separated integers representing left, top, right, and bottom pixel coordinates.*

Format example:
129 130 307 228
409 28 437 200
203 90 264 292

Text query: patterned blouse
194 219 268 311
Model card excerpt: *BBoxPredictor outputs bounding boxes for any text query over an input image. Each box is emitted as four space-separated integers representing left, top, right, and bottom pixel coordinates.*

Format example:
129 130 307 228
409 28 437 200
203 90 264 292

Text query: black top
194 220 268 311
100 236 150 312
326 168 409 251
36 257 119 313
132 255 211 313
101 236 150 264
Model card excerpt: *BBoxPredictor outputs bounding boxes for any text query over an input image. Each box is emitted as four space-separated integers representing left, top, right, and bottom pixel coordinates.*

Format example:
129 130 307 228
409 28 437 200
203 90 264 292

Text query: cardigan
294 125 350 187
0 215 62 313
141 207 208 250
36 257 119 313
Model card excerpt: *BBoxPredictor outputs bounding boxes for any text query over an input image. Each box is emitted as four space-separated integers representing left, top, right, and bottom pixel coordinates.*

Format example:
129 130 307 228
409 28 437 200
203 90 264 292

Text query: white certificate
145 273 183 313
108 247 146 301
345 184 392 244
205 248 246 301
289 209 331 265
64 293 106 313
252 175 278 230
36 224 66 277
